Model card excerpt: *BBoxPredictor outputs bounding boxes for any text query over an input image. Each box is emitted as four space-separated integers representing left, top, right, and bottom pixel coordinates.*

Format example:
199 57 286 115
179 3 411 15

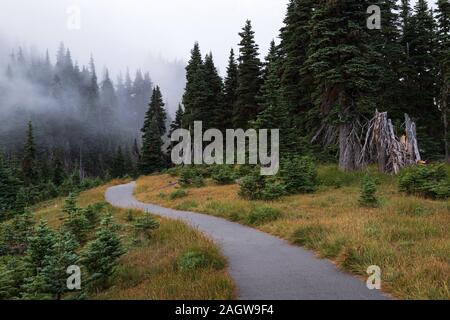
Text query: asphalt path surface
105 182 388 300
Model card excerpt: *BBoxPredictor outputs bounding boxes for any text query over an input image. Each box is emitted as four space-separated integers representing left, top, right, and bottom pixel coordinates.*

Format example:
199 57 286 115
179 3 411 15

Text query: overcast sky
0 1 436 75
0 0 293 77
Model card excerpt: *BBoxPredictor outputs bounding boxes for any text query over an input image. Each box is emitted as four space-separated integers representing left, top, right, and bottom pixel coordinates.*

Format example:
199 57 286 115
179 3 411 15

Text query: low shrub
177 248 225 271
260 180 286 200
178 166 204 188
166 166 183 177
279 156 318 194
133 215 160 241
169 189 188 200
359 176 379 208
238 169 267 200
246 206 281 226
211 165 237 185
399 163 450 199
125 210 134 222
82 202 105 225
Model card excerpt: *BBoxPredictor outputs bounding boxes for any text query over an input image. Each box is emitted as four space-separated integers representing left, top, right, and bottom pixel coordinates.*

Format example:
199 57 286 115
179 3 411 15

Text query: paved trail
105 182 388 300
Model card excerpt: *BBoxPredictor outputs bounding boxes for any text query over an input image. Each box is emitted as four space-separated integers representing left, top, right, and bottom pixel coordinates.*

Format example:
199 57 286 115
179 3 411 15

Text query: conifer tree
82 215 124 289
408 0 441 158
254 41 296 154
203 53 224 130
167 104 185 156
142 86 167 136
52 156 65 187
111 146 126 178
182 43 208 130
0 154 22 219
26 221 57 273
0 210 34 255
436 0 450 161
21 121 38 185
223 49 239 129
306 0 382 171
279 0 313 118
359 176 379 208
140 116 165 175
40 232 79 300
139 85 168 174
234 20 262 129
372 0 405 119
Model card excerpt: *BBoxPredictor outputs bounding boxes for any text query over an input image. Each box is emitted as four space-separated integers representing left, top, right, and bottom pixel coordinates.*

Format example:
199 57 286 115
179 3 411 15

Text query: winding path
106 182 388 300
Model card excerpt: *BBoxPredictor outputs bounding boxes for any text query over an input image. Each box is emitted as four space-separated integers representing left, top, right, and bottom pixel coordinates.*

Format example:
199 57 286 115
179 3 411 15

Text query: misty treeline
0 42 165 217
171 0 450 172
0 42 156 176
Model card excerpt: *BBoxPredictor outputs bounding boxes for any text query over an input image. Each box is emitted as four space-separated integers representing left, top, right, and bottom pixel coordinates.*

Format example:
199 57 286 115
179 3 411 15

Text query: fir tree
111 146 126 178
408 0 441 158
223 49 239 129
306 0 382 171
279 0 314 118
254 41 296 154
182 43 208 130
359 176 379 208
26 220 57 273
0 210 34 255
133 215 159 242
203 53 224 130
139 85 168 175
167 104 185 156
234 20 262 129
21 121 38 185
140 116 166 175
142 86 167 136
52 156 65 187
40 232 79 300
82 215 124 289
436 0 450 161
372 0 405 119
0 154 22 219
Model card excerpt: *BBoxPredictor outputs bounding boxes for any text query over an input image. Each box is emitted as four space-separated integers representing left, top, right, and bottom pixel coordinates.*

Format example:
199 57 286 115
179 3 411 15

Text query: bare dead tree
359 111 421 174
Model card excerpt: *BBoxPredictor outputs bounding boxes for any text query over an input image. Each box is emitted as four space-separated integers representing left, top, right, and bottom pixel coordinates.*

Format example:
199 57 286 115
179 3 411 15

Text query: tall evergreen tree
21 121 37 185
0 154 22 219
223 49 239 129
111 146 126 178
436 0 450 161
167 104 185 157
306 0 382 171
234 20 262 129
408 0 441 158
142 86 167 136
203 53 224 130
371 0 405 119
254 41 295 154
279 0 314 119
182 43 208 130
140 88 167 175
140 116 165 175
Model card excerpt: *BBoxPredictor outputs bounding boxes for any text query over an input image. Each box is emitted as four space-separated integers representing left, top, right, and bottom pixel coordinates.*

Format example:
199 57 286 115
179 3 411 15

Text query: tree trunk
443 86 449 163
339 122 361 172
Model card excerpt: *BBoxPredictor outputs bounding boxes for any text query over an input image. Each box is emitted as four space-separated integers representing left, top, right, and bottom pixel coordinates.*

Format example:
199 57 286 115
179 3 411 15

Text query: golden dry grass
33 178 235 300
135 168 450 300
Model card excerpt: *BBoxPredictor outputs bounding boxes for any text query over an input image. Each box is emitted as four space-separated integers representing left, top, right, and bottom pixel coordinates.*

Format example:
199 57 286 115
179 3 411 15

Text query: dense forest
166 0 450 172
